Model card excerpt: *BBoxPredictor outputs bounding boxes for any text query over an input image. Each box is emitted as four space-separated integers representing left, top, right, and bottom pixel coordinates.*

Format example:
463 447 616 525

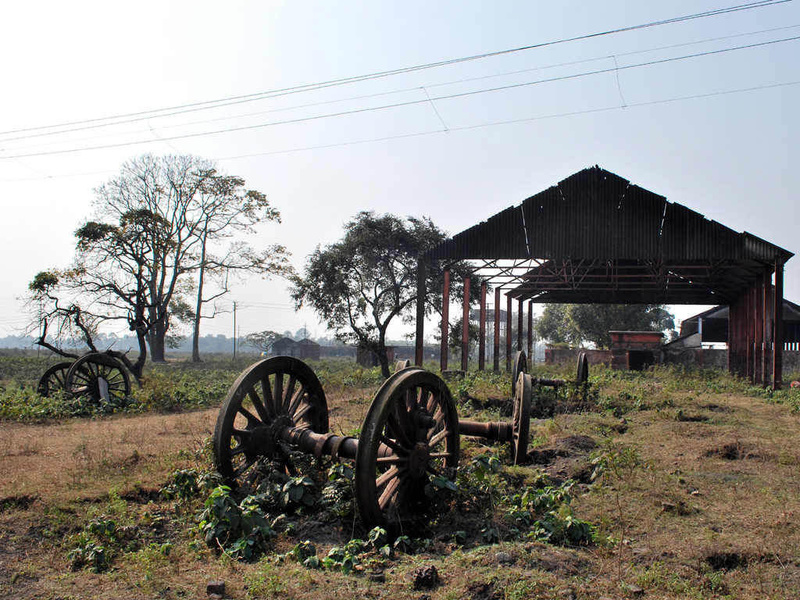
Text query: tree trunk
192 265 206 363
377 348 391 379
150 320 167 363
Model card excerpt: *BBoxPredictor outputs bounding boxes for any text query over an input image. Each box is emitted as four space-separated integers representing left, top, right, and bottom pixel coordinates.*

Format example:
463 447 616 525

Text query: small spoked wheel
214 356 329 488
37 361 73 397
355 369 459 531
66 353 131 405
576 352 589 386
511 350 528 397
511 373 532 465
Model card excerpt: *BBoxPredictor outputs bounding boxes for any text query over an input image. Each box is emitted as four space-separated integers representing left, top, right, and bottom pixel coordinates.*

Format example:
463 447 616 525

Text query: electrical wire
1 33 796 160
0 0 789 139
7 22 799 152
2 77 796 181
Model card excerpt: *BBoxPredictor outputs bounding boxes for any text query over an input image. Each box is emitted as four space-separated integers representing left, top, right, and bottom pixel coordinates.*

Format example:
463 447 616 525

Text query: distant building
270 337 321 360
296 338 321 360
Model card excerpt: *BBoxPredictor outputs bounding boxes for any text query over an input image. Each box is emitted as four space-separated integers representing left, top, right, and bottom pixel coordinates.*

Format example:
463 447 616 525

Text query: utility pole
232 301 237 360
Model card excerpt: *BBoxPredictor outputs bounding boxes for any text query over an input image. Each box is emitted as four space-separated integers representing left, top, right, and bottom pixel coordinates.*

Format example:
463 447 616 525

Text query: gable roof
425 166 792 305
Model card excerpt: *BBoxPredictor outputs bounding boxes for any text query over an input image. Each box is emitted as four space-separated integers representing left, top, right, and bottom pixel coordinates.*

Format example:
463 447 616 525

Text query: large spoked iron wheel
355 369 460 532
214 356 329 489
37 362 73 397
511 373 532 465
511 350 528 397
66 353 131 405
576 351 590 386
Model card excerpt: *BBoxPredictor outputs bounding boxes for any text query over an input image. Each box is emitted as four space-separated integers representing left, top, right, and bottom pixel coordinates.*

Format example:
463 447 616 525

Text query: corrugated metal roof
424 166 792 305
425 166 792 263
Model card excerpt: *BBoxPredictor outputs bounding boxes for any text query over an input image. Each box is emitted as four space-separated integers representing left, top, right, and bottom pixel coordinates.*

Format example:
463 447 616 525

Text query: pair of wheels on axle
213 356 534 531
37 353 131 405
511 350 590 396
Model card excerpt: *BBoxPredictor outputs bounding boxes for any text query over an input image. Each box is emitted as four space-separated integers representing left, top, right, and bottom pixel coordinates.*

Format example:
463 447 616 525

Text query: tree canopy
536 304 676 349
292 211 463 377
28 154 288 370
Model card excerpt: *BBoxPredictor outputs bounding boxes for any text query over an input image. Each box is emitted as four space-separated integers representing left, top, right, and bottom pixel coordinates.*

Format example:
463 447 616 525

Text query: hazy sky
1 0 798 343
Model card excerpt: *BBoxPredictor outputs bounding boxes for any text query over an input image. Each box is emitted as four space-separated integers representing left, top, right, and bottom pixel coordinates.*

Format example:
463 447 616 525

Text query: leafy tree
536 304 578 346
244 330 282 354
291 211 466 377
29 154 287 365
536 303 675 349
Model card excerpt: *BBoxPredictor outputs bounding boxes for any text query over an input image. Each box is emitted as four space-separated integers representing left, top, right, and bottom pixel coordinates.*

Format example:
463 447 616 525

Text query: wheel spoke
429 452 452 459
375 466 400 489
418 388 432 411
376 455 408 465
378 475 402 511
389 397 415 448
283 375 297 411
292 402 313 422
260 376 276 417
248 389 271 422
237 405 261 426
232 427 252 439
287 385 306 417
379 434 409 455
428 429 451 446
274 372 284 413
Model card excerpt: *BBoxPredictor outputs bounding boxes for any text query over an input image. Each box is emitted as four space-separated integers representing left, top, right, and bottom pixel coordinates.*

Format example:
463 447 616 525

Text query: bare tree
28 154 288 366
28 208 171 380
188 172 290 362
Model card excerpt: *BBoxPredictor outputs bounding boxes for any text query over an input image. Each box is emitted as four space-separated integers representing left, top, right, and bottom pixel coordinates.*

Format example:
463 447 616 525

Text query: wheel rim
66 354 131 405
511 373 532 465
355 369 459 531
394 359 412 373
213 356 329 488
576 352 589 385
511 350 527 397
37 362 73 397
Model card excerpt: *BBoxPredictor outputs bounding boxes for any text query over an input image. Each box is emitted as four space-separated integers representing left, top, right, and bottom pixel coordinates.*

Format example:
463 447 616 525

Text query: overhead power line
1 33 797 160
3 78 796 182
216 79 800 161
7 22 800 151
0 0 790 139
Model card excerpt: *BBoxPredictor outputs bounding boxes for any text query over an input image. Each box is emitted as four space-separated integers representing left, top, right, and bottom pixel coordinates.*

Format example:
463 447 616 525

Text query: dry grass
2 366 800 599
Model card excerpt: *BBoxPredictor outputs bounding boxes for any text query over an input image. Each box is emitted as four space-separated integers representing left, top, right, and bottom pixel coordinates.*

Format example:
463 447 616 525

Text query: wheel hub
244 415 291 458
407 442 430 479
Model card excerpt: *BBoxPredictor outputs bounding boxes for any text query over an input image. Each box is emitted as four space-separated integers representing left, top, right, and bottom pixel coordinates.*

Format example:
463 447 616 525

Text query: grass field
1 354 799 599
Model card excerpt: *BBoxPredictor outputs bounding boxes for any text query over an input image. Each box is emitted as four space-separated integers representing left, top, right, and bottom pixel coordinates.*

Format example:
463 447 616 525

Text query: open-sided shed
413 166 793 388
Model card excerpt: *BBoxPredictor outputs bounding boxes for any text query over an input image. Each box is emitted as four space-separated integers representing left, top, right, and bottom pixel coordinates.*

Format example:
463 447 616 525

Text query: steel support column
506 294 512 372
527 300 533 362
517 298 524 351
773 259 784 390
414 258 426 366
440 269 450 373
493 288 501 372
479 281 487 371
462 277 470 372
